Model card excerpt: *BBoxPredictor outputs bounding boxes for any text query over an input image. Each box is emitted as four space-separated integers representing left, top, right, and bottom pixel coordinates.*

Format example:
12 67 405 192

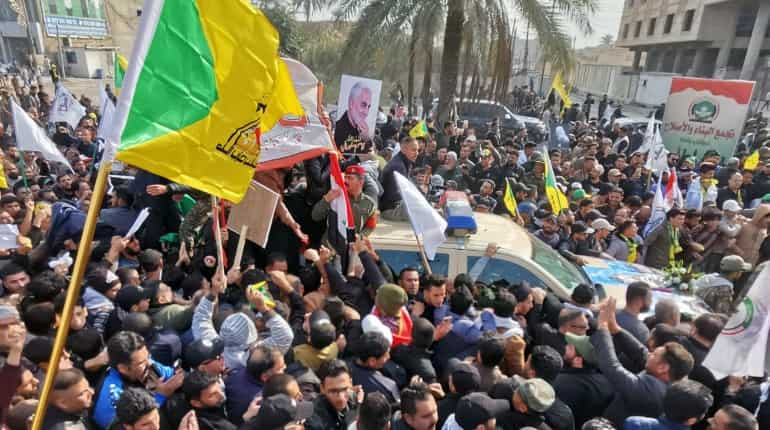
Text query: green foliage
261 4 305 59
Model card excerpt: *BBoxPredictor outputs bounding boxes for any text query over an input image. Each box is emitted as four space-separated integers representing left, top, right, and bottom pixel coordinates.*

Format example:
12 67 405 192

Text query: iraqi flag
327 152 355 267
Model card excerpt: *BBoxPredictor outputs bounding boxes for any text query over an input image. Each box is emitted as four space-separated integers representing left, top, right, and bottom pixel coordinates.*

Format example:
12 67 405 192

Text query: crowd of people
0 64 765 430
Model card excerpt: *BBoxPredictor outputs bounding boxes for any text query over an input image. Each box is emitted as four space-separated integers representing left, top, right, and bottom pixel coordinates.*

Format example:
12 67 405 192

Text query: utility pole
538 0 556 96
56 23 66 79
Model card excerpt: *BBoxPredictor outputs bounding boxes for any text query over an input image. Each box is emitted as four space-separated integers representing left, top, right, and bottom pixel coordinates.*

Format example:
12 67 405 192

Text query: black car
457 100 525 136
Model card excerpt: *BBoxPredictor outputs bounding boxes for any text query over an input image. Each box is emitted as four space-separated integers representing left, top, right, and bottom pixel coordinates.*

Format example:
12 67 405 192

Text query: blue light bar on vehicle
444 196 477 237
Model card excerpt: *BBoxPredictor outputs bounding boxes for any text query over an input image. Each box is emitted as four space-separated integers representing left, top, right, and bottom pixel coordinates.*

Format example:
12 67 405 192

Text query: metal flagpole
31 161 112 430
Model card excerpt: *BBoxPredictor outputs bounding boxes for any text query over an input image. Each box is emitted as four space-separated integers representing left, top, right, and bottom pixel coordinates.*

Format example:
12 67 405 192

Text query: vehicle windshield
529 234 591 291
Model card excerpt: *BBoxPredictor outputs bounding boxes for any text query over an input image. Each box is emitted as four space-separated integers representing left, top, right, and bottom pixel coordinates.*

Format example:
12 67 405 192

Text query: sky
303 0 625 49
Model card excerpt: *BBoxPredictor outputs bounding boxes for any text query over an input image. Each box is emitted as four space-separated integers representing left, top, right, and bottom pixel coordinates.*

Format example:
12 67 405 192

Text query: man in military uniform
523 153 546 199
312 164 377 249
694 255 752 314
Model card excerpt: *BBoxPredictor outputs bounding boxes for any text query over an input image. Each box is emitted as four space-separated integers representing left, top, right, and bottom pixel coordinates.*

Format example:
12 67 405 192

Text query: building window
664 14 674 34
623 23 630 39
682 9 695 32
634 21 642 38
648 18 657 36
48 1 58 14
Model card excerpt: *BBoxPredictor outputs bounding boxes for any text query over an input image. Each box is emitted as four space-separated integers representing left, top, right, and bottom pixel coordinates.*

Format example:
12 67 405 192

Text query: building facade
616 0 770 80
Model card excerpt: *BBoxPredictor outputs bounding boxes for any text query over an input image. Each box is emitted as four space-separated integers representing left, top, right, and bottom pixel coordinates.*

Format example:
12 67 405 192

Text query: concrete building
573 46 638 102
616 0 770 81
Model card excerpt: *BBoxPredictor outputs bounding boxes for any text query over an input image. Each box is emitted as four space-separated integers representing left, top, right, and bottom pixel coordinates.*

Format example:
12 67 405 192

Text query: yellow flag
409 120 429 138
503 179 518 218
552 72 572 113
744 150 760 171
112 0 304 202
0 154 7 190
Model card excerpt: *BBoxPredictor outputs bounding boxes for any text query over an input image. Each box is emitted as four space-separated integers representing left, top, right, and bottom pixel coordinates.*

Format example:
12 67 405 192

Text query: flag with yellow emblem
409 120 429 138
114 52 128 93
106 0 304 202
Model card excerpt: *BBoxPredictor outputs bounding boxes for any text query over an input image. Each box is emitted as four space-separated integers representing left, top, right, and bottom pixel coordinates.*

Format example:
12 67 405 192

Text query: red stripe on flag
329 152 354 230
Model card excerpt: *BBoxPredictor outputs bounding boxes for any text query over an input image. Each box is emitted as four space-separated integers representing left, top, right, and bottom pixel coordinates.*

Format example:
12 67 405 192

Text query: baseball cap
720 255 752 273
184 338 225 369
572 189 587 200
608 168 622 177
516 378 556 413
512 183 531 194
571 221 594 235
722 200 742 212
447 358 481 394
345 165 366 176
253 394 314 430
115 285 152 312
455 392 509 430
591 218 616 232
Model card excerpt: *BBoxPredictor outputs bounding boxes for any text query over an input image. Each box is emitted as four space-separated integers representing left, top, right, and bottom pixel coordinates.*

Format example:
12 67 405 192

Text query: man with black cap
557 221 600 264
104 285 153 339
442 392 510 430
437 359 481 429
184 338 225 377
242 393 314 430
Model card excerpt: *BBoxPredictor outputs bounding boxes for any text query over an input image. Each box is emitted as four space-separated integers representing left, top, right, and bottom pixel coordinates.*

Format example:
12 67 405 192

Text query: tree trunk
407 29 418 116
458 29 473 112
420 33 434 120
437 0 464 124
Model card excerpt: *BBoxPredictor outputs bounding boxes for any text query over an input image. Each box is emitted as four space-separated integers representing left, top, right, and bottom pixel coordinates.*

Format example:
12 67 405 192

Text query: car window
378 250 450 277
528 234 591 291
460 103 479 117
467 256 548 289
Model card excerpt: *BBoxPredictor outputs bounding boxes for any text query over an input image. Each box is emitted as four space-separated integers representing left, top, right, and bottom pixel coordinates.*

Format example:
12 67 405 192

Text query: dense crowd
0 66 765 430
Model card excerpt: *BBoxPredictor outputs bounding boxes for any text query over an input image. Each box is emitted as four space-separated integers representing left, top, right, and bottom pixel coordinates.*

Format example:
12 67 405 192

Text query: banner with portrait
335 74 382 156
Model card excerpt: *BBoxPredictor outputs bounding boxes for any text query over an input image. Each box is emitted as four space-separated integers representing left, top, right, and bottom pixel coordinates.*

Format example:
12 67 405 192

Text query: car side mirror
504 114 512 120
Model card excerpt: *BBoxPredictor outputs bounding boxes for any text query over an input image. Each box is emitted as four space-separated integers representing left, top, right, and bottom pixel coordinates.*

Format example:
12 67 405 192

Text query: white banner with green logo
662 77 755 160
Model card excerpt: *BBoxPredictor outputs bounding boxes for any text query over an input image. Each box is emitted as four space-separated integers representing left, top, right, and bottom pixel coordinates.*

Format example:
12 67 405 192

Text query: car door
377 249 451 278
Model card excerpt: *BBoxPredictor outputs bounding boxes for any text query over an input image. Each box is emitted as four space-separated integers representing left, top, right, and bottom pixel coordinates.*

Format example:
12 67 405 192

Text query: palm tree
337 0 597 123
293 0 333 22
601 34 614 46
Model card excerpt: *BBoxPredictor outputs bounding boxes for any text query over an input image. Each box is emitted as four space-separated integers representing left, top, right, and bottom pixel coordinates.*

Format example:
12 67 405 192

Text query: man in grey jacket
590 298 694 427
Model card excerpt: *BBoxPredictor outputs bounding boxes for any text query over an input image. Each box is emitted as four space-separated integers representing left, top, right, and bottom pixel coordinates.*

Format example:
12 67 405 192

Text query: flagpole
31 161 112 430
414 233 433 275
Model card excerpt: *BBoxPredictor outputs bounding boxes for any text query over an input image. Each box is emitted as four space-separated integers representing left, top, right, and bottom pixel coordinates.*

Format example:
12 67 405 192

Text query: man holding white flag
49 84 86 130
703 264 770 379
12 100 73 172
645 123 669 173
393 171 447 260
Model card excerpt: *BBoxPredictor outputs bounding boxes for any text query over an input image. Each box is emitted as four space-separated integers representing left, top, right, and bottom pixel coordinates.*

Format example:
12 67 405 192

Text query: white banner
49 84 86 130
12 101 73 172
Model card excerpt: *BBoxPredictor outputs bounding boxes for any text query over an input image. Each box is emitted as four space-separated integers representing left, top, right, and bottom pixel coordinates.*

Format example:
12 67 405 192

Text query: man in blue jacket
92 331 183 429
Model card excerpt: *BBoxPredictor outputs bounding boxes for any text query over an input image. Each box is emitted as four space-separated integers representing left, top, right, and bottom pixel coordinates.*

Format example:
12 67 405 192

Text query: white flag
258 58 335 170
49 84 86 130
685 176 703 211
643 176 668 237
704 264 770 379
394 171 447 259
12 101 73 172
644 126 669 173
638 114 656 154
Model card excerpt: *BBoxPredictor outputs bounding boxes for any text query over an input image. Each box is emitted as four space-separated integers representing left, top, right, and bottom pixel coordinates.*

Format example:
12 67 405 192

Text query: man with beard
92 331 184 429
335 82 373 151
179 371 234 430
614 282 652 343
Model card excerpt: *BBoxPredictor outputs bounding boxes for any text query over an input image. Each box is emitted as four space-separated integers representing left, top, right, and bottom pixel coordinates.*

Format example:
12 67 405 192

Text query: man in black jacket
523 345 576 430
306 359 361 430
42 368 94 430
380 137 419 221
180 371 234 430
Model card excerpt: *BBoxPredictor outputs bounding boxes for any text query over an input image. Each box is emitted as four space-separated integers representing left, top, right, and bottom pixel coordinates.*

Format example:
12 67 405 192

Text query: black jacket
380 152 413 211
391 344 437 383
305 395 359 430
552 367 614 427
42 406 91 430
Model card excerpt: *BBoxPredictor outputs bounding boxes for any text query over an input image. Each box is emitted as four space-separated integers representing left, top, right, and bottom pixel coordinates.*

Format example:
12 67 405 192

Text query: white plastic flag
685 176 703 211
704 264 770 379
638 114 656 154
394 171 447 259
645 126 669 173
12 100 73 172
49 84 86 130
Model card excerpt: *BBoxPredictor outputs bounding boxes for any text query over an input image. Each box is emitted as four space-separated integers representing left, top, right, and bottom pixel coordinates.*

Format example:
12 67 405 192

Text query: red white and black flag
327 152 355 268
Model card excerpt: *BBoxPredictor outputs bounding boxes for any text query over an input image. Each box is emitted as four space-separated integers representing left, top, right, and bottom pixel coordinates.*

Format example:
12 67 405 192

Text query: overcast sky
304 0 625 49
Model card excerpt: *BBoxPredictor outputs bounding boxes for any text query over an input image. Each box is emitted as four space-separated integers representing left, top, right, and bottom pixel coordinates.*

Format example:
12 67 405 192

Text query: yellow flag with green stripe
409 120 429 138
114 52 128 93
108 0 304 202
552 72 572 114
503 178 518 218
543 150 569 214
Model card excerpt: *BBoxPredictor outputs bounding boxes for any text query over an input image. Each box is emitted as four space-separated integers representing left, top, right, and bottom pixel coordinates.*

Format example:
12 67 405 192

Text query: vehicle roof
369 212 532 258
613 117 662 126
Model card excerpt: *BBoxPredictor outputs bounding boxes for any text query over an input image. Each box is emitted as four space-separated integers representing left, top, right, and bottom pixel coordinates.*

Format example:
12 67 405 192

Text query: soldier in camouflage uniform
694 255 753 314
311 164 377 249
